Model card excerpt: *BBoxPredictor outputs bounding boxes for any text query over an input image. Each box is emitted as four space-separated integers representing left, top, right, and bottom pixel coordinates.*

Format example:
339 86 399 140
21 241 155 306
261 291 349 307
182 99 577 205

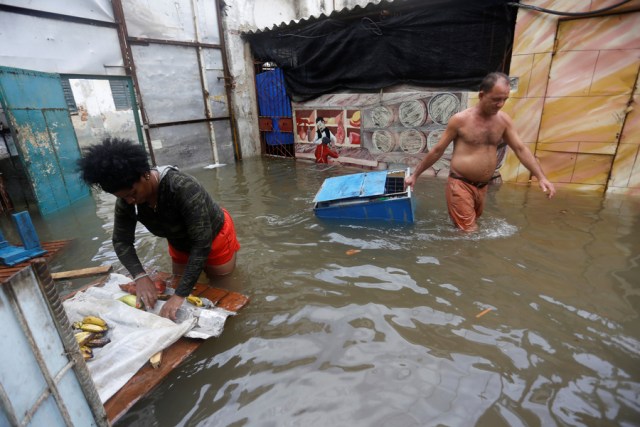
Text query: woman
78 137 240 320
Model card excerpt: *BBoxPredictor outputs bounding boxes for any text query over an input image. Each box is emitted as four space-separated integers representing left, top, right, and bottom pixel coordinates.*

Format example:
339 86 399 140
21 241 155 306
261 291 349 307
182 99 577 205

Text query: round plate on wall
399 129 427 154
428 93 460 125
398 100 427 127
372 130 396 153
370 106 395 128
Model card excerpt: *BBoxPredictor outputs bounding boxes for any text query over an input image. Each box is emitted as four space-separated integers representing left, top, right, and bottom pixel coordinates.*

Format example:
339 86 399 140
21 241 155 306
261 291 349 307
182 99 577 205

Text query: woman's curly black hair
77 137 150 194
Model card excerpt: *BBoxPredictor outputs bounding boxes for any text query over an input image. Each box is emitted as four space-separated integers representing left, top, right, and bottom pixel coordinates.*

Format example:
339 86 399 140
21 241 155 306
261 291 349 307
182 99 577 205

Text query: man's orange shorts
445 177 488 232
168 209 240 266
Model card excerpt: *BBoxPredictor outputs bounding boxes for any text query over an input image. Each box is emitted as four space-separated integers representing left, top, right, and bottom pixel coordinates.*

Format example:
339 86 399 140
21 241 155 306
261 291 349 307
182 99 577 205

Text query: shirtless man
405 72 556 231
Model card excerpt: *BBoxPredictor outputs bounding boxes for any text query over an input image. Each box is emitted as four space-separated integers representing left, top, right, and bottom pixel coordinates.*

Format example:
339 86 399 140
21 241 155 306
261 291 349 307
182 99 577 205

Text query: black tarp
246 0 518 101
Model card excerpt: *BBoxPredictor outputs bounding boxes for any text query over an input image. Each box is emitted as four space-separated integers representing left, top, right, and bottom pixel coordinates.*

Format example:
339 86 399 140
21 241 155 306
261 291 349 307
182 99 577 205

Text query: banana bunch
186 295 203 307
72 316 111 360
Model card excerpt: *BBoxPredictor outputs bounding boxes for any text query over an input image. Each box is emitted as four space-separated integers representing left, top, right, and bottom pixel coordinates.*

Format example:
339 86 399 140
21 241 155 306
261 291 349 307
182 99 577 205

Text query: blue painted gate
0 66 89 215
256 68 294 151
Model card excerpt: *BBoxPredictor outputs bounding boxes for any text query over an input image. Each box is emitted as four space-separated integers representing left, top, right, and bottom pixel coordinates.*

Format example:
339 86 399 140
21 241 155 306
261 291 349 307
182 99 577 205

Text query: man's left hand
539 178 556 199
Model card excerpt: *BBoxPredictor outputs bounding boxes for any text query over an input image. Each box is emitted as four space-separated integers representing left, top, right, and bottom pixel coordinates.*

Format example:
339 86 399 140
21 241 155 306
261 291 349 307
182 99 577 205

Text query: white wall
0 0 123 76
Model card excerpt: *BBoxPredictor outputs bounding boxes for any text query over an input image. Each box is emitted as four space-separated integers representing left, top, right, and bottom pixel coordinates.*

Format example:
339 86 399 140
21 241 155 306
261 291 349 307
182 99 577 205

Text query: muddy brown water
11 157 639 426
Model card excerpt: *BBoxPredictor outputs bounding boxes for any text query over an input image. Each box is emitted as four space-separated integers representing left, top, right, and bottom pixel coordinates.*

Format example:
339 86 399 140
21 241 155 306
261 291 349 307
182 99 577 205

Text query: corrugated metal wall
256 68 293 149
115 0 240 167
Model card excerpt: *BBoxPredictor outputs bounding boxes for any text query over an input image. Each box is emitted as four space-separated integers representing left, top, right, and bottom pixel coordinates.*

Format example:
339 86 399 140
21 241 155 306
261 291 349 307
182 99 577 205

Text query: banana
80 346 94 361
118 294 142 309
82 316 107 328
186 295 203 307
72 321 84 330
80 323 108 333
86 337 111 348
75 331 95 346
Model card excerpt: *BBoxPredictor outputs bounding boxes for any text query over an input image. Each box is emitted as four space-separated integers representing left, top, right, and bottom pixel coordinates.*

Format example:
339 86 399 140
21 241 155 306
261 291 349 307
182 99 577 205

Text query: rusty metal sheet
258 117 273 132
278 118 293 133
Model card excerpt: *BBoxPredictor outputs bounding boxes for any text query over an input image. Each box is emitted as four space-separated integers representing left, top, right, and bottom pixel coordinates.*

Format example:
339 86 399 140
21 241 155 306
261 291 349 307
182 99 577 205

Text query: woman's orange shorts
168 209 240 266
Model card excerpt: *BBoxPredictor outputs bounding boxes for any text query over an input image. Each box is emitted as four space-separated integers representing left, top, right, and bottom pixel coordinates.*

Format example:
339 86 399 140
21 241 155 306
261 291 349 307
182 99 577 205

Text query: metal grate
60 79 78 114
109 80 132 111
384 176 406 194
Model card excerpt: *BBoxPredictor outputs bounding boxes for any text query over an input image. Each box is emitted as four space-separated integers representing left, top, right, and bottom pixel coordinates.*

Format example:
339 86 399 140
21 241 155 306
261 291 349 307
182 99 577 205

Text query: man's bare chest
458 122 505 147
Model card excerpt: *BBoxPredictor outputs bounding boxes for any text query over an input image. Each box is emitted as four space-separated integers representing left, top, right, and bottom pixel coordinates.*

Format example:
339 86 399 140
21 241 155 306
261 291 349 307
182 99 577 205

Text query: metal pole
111 0 156 165
192 0 220 165
216 0 242 160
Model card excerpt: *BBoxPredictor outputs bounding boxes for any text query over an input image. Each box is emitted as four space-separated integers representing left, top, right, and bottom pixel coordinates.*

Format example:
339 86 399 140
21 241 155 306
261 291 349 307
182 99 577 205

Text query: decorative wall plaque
398 100 426 127
372 130 396 152
428 93 460 125
370 106 394 127
399 129 426 154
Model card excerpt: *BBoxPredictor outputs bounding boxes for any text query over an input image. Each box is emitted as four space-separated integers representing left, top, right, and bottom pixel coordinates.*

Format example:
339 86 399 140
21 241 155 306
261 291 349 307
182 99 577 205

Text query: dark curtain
246 0 518 101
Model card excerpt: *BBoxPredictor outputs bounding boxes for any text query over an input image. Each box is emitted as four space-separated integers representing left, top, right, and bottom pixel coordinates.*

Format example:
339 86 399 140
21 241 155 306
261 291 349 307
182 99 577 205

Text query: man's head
478 72 510 115
316 116 326 131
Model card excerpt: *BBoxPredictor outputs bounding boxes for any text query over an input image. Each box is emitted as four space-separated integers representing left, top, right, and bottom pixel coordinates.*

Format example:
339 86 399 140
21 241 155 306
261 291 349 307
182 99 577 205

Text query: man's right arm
405 116 458 189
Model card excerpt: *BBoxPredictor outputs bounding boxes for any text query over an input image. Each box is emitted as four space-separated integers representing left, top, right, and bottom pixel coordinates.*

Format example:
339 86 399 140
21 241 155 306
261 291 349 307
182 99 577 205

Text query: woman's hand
135 276 158 310
159 295 185 320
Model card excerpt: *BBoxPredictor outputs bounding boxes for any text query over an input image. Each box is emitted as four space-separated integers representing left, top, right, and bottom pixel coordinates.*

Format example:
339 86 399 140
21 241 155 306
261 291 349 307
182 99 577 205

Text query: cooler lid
313 171 388 203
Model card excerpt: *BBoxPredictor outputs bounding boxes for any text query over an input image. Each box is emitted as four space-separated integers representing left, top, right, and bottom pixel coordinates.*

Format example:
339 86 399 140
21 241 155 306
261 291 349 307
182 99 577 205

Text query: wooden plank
217 292 250 313
51 265 112 280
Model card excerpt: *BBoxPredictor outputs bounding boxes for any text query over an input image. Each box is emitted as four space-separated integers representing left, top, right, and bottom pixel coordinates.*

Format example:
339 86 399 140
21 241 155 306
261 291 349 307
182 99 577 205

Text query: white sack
63 273 235 402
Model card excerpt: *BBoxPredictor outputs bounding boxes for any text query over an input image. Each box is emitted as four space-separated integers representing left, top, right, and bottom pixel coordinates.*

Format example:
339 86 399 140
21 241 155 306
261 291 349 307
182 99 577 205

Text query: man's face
317 120 326 131
479 80 510 115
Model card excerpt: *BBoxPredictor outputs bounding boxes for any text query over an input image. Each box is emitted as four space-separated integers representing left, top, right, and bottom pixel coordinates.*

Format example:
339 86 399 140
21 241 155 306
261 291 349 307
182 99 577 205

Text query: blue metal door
0 66 90 215
256 68 293 152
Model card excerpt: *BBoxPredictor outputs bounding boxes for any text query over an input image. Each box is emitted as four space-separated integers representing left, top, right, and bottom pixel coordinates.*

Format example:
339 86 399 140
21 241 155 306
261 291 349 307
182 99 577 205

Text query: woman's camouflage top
112 168 224 297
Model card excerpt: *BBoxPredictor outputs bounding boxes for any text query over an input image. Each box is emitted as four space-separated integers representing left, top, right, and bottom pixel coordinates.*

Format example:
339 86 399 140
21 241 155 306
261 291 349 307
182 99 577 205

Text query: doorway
255 63 295 158
536 11 640 191
0 66 90 215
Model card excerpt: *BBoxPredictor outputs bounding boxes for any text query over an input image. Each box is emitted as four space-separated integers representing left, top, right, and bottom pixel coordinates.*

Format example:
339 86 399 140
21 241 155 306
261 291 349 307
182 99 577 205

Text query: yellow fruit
118 294 142 309
72 321 83 329
82 316 107 328
74 331 94 346
80 346 94 361
186 295 203 307
149 351 162 369
80 323 108 333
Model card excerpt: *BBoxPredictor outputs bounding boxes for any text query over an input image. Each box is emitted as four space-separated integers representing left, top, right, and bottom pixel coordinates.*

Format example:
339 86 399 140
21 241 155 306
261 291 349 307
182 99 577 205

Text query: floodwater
20 157 640 426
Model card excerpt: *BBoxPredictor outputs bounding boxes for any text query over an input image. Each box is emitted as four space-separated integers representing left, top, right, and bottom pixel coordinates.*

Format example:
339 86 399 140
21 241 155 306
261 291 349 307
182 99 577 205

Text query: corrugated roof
242 0 418 35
